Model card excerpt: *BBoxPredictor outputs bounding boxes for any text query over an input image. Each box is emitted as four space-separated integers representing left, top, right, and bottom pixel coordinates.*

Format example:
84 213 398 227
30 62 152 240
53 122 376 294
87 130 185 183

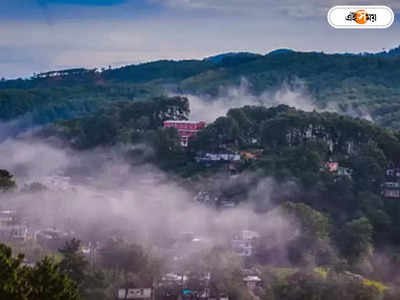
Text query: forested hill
1 47 400 130
43 98 400 261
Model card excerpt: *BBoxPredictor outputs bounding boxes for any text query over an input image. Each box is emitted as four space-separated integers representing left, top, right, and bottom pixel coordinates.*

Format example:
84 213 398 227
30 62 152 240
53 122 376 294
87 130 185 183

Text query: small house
243 275 262 291
382 182 400 198
0 225 28 241
196 153 241 163
117 288 152 299
0 209 17 226
232 230 260 257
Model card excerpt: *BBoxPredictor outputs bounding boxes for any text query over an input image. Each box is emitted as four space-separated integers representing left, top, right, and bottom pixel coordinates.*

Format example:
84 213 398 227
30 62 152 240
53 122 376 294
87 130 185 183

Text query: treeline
43 96 190 169
2 50 400 128
0 84 161 134
2 161 400 299
46 100 400 256
0 236 255 300
192 105 400 253
0 244 80 300
2 209 400 300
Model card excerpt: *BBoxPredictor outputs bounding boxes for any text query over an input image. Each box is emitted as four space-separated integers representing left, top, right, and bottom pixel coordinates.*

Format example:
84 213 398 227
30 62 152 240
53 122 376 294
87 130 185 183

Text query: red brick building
163 120 206 147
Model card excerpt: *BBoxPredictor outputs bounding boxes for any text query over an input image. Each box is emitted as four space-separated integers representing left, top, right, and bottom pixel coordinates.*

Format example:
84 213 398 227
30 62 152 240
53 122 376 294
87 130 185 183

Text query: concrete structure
118 288 152 299
382 182 400 198
326 162 352 177
0 210 28 242
0 209 17 226
232 230 260 257
0 225 28 241
386 167 400 178
164 120 206 147
243 276 262 291
196 153 241 163
383 166 400 198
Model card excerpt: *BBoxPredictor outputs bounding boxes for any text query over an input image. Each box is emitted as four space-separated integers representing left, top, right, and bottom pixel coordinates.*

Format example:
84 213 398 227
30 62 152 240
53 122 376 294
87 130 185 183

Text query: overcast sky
0 0 399 79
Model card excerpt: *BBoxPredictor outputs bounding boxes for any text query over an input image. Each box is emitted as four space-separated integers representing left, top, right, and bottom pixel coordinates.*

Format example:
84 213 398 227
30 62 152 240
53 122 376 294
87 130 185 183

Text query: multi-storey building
383 167 400 198
163 120 206 147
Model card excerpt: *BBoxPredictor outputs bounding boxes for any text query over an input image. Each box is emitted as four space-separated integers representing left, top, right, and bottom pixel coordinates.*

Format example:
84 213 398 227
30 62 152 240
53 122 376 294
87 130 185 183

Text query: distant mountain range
204 52 263 63
1 45 400 131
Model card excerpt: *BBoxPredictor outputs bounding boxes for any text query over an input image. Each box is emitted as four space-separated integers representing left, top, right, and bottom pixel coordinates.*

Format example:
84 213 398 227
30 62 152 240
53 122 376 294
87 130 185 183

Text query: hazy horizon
1 0 399 79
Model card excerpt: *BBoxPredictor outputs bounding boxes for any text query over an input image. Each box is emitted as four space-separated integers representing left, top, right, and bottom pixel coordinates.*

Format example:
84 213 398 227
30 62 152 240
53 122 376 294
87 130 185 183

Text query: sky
0 0 399 79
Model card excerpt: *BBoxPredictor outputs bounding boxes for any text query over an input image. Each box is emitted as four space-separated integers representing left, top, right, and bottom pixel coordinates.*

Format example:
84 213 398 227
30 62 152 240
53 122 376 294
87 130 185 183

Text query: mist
0 137 299 264
184 79 374 123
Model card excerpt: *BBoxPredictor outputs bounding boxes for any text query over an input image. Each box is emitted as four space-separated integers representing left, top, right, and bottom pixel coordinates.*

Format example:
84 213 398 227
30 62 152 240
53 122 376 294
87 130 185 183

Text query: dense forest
1 47 400 129
2 48 400 300
43 97 400 270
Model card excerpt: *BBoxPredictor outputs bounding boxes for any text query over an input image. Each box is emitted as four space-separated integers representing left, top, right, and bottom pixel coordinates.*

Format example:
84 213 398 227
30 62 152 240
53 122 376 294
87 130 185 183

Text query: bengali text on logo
328 6 394 28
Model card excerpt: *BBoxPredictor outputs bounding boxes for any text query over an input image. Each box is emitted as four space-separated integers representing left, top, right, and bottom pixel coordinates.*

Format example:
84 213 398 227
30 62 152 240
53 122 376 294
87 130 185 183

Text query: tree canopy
0 244 80 300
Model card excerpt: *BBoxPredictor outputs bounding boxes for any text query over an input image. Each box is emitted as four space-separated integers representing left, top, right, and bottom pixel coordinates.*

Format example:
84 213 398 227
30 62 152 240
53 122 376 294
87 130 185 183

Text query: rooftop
164 120 204 124
243 276 262 282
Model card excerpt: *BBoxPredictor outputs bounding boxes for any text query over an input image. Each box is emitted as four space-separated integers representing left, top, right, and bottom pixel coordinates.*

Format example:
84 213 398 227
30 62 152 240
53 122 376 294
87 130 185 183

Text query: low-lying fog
0 80 372 265
0 137 297 262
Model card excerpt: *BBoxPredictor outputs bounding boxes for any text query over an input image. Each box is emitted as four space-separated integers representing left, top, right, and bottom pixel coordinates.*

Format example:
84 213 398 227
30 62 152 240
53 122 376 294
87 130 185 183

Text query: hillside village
0 202 265 300
0 204 386 300
3 50 400 299
2 98 400 299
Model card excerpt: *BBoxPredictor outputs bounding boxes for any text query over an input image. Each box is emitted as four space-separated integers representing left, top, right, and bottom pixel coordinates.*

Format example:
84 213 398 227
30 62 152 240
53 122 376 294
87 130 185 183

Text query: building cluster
194 191 240 210
195 153 240 163
163 120 247 171
0 208 77 253
158 272 211 300
116 228 263 300
326 162 352 177
163 120 206 147
325 162 400 200
35 228 73 251
118 288 153 300
382 167 400 198
117 285 230 300
231 230 260 257
0 209 28 242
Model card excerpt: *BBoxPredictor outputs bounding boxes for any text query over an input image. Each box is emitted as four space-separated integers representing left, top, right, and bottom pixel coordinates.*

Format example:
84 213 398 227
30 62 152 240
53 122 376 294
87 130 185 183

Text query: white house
243 275 262 290
118 288 152 299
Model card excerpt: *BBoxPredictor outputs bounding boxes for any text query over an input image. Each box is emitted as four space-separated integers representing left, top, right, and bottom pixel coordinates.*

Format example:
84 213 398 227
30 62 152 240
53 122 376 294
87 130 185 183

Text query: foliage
336 217 374 264
46 96 189 149
98 239 161 288
4 50 400 296
265 270 385 300
59 239 89 290
0 169 16 192
203 249 252 300
0 243 80 300
281 202 337 266
3 50 400 130
58 239 107 300
282 202 331 241
363 279 387 293
42 102 400 265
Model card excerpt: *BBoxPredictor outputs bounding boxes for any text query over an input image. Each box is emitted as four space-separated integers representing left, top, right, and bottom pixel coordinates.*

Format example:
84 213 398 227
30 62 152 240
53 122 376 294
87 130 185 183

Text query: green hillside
42 98 400 279
1 48 400 129
3 49 400 299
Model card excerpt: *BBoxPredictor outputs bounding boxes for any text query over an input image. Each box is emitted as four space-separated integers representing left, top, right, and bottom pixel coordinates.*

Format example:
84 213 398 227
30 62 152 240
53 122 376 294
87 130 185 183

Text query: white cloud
182 78 374 123
158 0 400 17
0 0 399 78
